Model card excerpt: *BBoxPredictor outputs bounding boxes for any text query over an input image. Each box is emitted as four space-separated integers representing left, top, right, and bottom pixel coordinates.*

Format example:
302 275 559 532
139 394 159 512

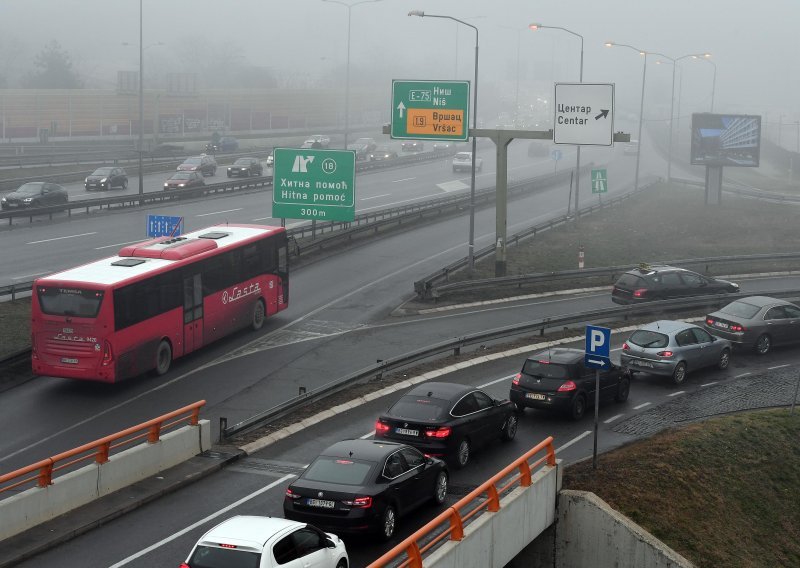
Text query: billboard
690 113 761 167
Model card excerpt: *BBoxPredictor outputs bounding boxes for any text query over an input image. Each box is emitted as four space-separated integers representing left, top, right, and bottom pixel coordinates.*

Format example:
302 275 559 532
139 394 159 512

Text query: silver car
621 320 732 385
704 296 800 355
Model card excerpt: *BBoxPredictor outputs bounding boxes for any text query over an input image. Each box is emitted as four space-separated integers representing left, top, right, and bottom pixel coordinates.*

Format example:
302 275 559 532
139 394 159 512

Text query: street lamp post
409 10 479 270
695 55 717 112
138 0 143 195
530 23 583 218
323 0 381 150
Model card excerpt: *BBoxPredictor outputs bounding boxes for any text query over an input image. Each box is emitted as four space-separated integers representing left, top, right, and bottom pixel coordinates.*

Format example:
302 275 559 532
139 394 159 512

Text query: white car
301 134 331 149
452 151 483 173
181 516 348 568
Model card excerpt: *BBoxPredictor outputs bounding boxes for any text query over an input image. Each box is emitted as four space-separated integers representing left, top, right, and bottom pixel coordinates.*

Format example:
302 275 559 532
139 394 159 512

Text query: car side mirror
325 537 336 548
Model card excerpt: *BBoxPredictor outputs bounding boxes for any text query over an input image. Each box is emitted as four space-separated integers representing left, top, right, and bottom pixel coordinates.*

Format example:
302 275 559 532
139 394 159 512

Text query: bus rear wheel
251 299 266 331
154 340 172 376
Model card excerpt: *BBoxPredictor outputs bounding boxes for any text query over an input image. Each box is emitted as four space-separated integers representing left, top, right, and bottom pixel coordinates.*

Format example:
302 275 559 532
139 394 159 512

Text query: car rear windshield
628 330 669 348
188 545 260 568
719 301 761 319
616 273 647 288
389 395 449 421
303 456 374 485
521 360 568 379
37 286 104 318
454 153 471 159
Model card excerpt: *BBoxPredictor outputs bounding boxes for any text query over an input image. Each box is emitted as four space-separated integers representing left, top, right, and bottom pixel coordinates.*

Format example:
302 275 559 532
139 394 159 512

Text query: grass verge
563 408 800 568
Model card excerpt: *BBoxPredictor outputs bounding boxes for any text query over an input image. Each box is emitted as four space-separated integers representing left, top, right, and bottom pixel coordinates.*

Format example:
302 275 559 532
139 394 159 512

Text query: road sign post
272 148 356 222
391 80 470 141
585 324 611 470
591 168 608 194
554 83 615 146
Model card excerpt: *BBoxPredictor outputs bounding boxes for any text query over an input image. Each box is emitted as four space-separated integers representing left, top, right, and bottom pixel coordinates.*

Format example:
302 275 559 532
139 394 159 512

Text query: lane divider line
700 381 719 387
27 232 97 245
603 414 624 424
555 431 592 453
633 402 652 410
667 391 685 397
196 208 243 217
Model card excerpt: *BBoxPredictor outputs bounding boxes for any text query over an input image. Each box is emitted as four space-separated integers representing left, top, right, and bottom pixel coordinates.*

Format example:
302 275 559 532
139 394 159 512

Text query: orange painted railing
0 400 206 495
368 436 556 568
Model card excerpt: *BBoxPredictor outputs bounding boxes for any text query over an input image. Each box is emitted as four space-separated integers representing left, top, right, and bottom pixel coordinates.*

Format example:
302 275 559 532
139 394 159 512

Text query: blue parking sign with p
585 325 611 370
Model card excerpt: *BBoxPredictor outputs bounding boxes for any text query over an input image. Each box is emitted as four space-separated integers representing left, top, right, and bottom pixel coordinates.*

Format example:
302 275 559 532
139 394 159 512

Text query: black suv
85 167 128 190
177 155 217 176
611 264 739 305
226 157 263 177
510 348 630 420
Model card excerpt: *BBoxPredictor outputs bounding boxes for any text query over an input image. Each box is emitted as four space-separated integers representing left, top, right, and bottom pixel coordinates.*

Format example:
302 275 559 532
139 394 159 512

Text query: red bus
31 224 288 383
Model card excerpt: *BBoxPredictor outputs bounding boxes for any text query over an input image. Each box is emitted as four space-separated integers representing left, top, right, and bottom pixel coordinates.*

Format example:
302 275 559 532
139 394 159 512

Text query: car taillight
557 380 577 392
633 288 648 298
219 544 237 549
512 373 521 385
622 342 630 351
285 488 301 500
374 420 390 435
656 350 674 358
706 318 714 326
344 496 372 508
31 333 38 360
730 324 745 332
101 340 114 367
425 426 451 439
180 563 191 568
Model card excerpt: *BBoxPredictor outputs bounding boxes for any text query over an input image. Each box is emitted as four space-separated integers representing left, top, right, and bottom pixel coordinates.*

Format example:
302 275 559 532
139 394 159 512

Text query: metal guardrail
221 288 800 438
672 177 800 203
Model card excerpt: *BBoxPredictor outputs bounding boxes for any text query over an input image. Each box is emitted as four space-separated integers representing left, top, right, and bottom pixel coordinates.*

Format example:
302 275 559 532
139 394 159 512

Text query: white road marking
196 208 243 217
735 373 751 378
603 414 624 424
95 239 145 250
479 374 517 388
700 381 719 387
360 431 374 439
667 391 685 397
437 180 469 192
633 402 652 410
11 272 49 280
555 430 592 453
360 193 391 200
392 177 416 183
768 364 790 370
108 474 295 567
27 232 97 245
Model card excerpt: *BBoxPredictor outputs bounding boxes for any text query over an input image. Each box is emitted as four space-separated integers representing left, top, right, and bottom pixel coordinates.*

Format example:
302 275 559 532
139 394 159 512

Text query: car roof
527 347 583 364
404 381 473 401
635 320 697 333
321 439 407 461
199 516 303 548
726 296 792 308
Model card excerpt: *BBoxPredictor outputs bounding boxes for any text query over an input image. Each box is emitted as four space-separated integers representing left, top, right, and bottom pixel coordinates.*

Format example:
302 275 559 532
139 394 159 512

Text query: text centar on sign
553 83 615 146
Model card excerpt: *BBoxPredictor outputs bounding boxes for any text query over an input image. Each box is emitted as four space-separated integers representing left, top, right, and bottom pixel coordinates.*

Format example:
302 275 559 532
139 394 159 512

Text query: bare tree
23 40 83 89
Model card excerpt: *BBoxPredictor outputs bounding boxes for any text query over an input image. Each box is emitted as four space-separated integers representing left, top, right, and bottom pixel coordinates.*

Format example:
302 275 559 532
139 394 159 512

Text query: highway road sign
391 80 470 141
146 215 183 237
585 324 611 370
272 148 355 222
554 83 615 146
591 168 608 193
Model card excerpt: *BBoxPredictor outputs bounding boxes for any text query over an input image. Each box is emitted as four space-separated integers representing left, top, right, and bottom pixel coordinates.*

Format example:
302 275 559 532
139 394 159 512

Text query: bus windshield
37 286 105 318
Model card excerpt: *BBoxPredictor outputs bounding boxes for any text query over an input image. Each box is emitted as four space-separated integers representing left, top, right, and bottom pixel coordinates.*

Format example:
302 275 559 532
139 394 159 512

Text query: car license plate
306 498 335 509
7 203 18 207
526 393 546 400
633 359 654 368
395 428 418 436
61 357 78 364
714 322 729 329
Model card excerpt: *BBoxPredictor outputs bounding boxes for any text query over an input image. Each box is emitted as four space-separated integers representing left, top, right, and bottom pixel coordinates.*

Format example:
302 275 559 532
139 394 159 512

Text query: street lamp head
408 9 424 17
529 23 542 31
604 41 614 47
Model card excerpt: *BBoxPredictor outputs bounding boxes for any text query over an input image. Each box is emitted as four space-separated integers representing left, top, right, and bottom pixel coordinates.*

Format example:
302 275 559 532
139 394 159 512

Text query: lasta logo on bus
53 333 99 344
221 281 267 305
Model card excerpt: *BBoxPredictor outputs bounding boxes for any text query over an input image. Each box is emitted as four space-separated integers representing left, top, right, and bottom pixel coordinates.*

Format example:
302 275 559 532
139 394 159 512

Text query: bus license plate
307 498 335 509
526 393 546 400
61 357 79 364
395 428 418 436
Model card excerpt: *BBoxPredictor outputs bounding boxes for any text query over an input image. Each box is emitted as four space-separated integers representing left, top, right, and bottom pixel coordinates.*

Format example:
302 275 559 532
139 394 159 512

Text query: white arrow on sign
587 358 607 367
396 101 406 118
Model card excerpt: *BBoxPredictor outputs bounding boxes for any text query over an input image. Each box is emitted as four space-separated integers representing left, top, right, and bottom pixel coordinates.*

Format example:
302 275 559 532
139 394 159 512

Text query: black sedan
611 264 739 305
510 348 630 420
1 182 68 210
401 140 424 152
368 146 398 161
85 167 128 190
375 382 517 468
163 171 205 191
283 439 447 540
227 157 263 177
705 296 800 355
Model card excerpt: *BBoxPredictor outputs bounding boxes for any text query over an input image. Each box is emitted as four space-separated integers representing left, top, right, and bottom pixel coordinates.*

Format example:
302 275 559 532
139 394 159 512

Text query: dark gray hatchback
611 264 739 305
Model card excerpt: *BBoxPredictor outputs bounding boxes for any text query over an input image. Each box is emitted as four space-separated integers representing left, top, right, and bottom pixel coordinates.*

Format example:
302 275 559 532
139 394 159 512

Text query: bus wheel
155 340 172 376
251 299 266 331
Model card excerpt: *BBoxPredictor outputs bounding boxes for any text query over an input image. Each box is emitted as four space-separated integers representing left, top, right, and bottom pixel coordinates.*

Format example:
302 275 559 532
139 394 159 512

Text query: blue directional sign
584 325 611 370
147 215 184 238
551 148 563 161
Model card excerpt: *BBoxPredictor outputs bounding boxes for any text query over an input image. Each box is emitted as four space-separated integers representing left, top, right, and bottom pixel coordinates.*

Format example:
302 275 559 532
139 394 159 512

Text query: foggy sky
0 0 797 126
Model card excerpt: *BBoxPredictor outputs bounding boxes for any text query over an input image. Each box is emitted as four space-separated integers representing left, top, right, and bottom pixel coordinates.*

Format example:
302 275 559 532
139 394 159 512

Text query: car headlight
1 197 6 203
178 184 185 187
100 178 107 183
85 178 89 183
164 183 169 187
23 197 33 202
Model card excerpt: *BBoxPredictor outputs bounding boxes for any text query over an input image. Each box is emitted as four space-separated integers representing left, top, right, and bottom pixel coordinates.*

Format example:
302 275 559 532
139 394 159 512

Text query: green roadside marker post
591 168 608 194
272 148 356 222
391 80 470 141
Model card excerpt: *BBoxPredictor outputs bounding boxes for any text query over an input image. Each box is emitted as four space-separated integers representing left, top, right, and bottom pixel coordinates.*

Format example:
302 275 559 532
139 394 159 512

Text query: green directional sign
272 148 355 221
591 168 608 194
391 80 470 141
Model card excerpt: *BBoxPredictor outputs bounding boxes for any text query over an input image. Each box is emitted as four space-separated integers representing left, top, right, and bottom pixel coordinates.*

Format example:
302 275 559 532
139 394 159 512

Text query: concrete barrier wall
0 420 210 542
424 461 562 568
522 490 695 568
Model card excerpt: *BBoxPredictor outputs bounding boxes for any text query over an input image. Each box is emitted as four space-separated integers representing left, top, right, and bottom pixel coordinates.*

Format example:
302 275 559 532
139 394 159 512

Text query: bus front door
183 273 204 354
